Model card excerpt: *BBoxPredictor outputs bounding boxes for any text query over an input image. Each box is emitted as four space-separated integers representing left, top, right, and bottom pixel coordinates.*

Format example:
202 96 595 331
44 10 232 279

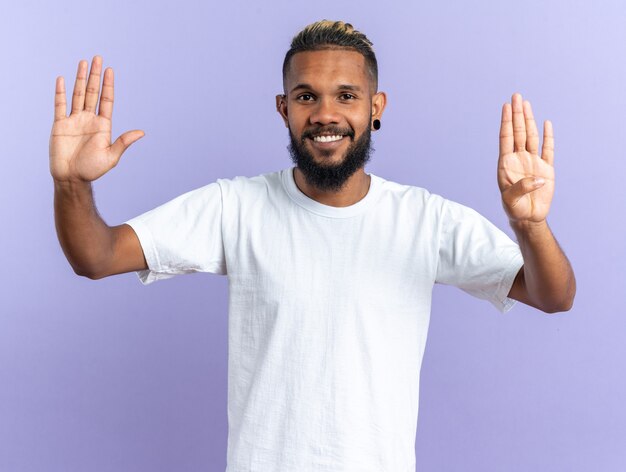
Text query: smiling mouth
312 135 345 143
308 135 348 152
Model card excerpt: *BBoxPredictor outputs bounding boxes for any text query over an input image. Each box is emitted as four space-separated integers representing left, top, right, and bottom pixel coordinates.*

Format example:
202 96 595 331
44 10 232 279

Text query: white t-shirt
125 167 523 472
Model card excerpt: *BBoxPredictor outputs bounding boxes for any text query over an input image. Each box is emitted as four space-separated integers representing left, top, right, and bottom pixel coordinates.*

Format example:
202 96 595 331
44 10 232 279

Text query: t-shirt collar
281 166 381 218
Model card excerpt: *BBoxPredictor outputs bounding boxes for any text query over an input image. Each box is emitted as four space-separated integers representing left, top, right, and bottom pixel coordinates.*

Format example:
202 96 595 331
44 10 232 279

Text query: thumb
110 130 145 160
502 176 544 206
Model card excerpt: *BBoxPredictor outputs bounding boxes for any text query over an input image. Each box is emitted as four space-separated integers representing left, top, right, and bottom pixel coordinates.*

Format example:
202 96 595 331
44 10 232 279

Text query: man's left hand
498 93 555 224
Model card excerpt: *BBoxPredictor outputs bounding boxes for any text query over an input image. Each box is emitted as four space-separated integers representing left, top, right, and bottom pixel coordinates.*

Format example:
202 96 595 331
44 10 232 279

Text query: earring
372 119 381 130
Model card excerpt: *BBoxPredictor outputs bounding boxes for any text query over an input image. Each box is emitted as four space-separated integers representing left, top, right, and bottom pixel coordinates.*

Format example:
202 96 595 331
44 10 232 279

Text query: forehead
285 49 369 91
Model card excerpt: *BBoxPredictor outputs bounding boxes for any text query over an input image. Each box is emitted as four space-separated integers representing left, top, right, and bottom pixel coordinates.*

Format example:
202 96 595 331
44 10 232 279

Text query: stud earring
372 119 381 130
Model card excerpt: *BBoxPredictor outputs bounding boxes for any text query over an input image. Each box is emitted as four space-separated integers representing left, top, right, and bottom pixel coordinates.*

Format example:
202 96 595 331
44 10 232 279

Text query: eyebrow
289 83 363 94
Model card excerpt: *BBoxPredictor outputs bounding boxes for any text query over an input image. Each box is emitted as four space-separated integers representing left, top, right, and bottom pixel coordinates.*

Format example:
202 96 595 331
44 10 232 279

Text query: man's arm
498 93 576 313
50 55 146 279
507 221 575 313
54 180 146 279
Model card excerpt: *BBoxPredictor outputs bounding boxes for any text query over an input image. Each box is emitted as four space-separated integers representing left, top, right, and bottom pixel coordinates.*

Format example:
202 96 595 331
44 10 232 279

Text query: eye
339 93 356 100
296 93 315 101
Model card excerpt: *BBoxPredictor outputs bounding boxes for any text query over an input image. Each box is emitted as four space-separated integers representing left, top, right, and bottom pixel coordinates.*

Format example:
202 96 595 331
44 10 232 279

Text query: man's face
277 49 385 191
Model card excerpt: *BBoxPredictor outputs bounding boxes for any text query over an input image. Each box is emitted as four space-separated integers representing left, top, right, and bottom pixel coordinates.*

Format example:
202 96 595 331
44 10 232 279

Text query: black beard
287 126 374 192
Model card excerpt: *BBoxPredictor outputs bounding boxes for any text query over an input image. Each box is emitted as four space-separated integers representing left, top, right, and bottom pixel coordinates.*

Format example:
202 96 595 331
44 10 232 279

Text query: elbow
71 263 106 280
72 266 96 280
542 299 574 314
541 289 576 314
539 274 577 314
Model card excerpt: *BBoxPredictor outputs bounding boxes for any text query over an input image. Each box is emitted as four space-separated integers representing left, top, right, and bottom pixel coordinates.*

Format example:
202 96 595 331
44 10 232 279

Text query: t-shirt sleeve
123 181 227 285
435 198 524 313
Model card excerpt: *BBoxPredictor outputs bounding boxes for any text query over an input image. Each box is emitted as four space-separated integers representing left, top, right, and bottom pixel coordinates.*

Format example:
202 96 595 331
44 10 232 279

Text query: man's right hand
51 56 148 279
49 55 144 183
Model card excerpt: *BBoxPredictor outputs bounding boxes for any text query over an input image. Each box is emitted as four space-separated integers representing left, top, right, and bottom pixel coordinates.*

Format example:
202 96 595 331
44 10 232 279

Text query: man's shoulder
211 169 294 213
376 175 490 219
374 174 446 208
216 168 283 193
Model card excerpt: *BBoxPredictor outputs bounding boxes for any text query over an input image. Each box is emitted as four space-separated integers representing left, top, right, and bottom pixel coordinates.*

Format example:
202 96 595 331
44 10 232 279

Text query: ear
276 94 289 128
371 91 387 123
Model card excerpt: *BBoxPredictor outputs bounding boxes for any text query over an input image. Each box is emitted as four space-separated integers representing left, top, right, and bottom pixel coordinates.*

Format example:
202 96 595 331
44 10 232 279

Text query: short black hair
282 20 379 92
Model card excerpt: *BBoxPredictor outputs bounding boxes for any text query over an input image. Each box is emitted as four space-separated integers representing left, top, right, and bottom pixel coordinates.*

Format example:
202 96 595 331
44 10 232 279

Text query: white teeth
313 135 343 143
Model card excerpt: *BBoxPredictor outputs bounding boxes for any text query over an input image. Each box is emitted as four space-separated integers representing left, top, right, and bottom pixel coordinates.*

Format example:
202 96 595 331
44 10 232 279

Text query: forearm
53 179 115 278
510 220 576 313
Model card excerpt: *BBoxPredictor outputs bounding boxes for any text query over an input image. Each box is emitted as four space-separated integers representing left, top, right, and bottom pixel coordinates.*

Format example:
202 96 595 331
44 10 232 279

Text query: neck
293 167 371 207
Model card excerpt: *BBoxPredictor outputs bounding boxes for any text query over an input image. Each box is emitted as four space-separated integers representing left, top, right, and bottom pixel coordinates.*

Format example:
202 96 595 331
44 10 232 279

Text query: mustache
301 126 355 140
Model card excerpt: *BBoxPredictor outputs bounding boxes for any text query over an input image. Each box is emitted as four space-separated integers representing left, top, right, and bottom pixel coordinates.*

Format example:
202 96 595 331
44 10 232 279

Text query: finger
98 67 114 120
541 120 554 166
54 76 67 121
511 93 526 152
502 176 545 207
523 100 539 155
84 55 103 113
110 130 145 161
70 60 88 114
499 103 514 158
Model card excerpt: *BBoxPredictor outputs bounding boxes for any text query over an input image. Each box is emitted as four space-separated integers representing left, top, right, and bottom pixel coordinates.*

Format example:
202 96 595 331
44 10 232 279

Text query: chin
315 154 346 167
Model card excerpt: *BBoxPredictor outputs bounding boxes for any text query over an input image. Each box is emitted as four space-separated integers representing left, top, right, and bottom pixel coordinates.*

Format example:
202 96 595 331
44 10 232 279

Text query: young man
51 20 575 472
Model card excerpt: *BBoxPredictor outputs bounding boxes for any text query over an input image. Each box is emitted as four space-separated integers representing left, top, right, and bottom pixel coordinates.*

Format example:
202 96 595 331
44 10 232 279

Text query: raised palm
498 93 555 223
49 56 144 183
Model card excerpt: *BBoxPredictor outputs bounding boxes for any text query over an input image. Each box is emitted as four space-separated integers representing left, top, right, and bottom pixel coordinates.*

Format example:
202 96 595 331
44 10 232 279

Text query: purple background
1 0 625 470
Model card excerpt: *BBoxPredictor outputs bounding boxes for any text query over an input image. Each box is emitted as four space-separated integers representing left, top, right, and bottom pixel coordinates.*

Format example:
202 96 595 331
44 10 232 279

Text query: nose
308 97 341 125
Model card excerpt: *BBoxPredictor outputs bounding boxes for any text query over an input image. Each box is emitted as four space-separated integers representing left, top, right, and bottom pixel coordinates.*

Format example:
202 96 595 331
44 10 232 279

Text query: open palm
498 93 555 223
49 56 144 183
